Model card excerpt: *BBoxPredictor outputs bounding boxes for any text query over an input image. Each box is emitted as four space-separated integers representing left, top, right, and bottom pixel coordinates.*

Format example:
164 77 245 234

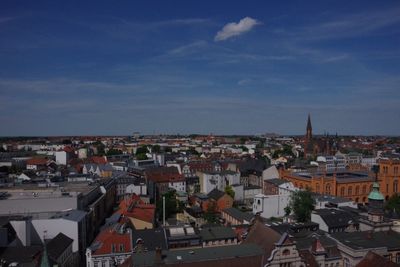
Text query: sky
1 1 400 136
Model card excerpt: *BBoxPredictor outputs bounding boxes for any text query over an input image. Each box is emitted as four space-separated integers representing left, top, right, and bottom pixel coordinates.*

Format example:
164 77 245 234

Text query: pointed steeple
40 232 50 267
306 114 312 140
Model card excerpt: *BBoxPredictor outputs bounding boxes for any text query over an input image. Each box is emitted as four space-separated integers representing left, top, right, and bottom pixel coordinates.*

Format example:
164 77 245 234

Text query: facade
197 170 240 195
283 157 400 203
282 170 374 203
86 224 133 267
199 226 237 247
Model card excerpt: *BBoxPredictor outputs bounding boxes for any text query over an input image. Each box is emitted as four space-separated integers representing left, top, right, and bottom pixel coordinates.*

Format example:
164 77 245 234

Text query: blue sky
1 1 400 136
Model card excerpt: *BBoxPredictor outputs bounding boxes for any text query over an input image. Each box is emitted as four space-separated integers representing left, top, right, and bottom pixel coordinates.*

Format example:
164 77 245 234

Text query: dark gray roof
222 207 253 223
199 226 236 241
132 243 264 266
132 228 167 251
207 188 225 200
0 246 42 265
46 232 73 260
331 230 400 251
313 209 358 228
163 244 263 264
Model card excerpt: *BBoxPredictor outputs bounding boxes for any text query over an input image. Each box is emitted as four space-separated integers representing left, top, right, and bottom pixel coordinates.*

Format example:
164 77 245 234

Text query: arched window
282 249 290 256
394 180 398 193
362 185 366 194
340 187 345 196
370 184 373 192
316 183 320 193
348 186 352 196
355 186 359 195
325 184 331 195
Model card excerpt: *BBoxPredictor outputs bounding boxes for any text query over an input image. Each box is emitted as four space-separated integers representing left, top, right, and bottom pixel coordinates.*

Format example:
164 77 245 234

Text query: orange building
282 158 400 204
378 158 400 200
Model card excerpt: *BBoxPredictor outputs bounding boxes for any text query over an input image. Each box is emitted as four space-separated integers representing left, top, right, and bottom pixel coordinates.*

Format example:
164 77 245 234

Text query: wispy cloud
215 17 261 41
292 7 400 40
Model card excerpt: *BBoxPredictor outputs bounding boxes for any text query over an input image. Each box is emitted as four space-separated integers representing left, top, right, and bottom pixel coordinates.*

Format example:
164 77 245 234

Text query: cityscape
1 1 400 267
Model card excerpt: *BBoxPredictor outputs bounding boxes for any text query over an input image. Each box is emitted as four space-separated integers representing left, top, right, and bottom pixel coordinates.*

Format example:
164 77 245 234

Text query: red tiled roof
90 156 107 165
63 146 74 153
91 226 132 256
27 158 49 166
118 194 155 224
356 251 400 267
145 167 184 183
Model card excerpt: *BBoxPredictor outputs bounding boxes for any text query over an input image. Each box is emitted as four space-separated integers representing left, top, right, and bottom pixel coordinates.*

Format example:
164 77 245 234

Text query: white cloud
214 17 261 41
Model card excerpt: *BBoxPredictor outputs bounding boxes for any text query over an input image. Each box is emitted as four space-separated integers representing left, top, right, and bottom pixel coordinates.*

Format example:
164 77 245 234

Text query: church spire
306 114 312 140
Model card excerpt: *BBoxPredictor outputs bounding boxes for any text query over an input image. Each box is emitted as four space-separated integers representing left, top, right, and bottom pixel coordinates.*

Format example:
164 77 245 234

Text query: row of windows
382 165 400 174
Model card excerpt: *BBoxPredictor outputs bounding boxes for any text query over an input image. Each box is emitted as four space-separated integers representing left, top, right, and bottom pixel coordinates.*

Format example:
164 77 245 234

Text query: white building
197 171 240 195
253 181 296 218
55 151 68 165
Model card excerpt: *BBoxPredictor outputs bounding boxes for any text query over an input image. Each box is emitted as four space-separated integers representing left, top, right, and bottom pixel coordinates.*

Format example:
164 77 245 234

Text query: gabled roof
356 251 400 267
132 228 167 251
46 233 73 260
207 188 226 201
145 166 184 183
199 226 236 241
313 209 358 228
243 219 282 257
27 157 49 166
89 225 132 256
119 194 155 224
222 207 253 223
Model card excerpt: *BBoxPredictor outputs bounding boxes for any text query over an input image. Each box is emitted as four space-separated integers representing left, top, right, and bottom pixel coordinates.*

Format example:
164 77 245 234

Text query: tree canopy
288 189 315 222
385 193 400 213
156 190 184 221
225 185 235 199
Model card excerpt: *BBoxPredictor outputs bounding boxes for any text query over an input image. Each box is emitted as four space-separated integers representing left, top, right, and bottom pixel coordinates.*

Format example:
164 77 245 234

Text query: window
325 184 331 195
111 244 116 253
394 180 398 193
348 186 352 196
316 183 320 193
355 186 359 195
362 185 366 194
282 249 290 256
340 187 345 196
396 253 400 263
119 244 125 252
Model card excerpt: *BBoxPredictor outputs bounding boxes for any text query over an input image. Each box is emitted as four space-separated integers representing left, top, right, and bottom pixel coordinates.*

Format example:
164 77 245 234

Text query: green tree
385 193 400 213
156 191 180 221
203 201 218 224
152 145 161 153
225 185 235 199
106 148 123 156
136 153 148 160
135 145 148 160
136 145 148 155
288 189 315 222
284 206 291 217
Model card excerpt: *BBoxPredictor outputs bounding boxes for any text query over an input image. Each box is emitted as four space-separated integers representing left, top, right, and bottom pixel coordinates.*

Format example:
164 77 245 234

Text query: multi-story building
282 157 400 203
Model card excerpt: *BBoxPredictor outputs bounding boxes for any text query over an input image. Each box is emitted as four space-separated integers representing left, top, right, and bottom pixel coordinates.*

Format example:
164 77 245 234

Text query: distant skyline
1 1 400 136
